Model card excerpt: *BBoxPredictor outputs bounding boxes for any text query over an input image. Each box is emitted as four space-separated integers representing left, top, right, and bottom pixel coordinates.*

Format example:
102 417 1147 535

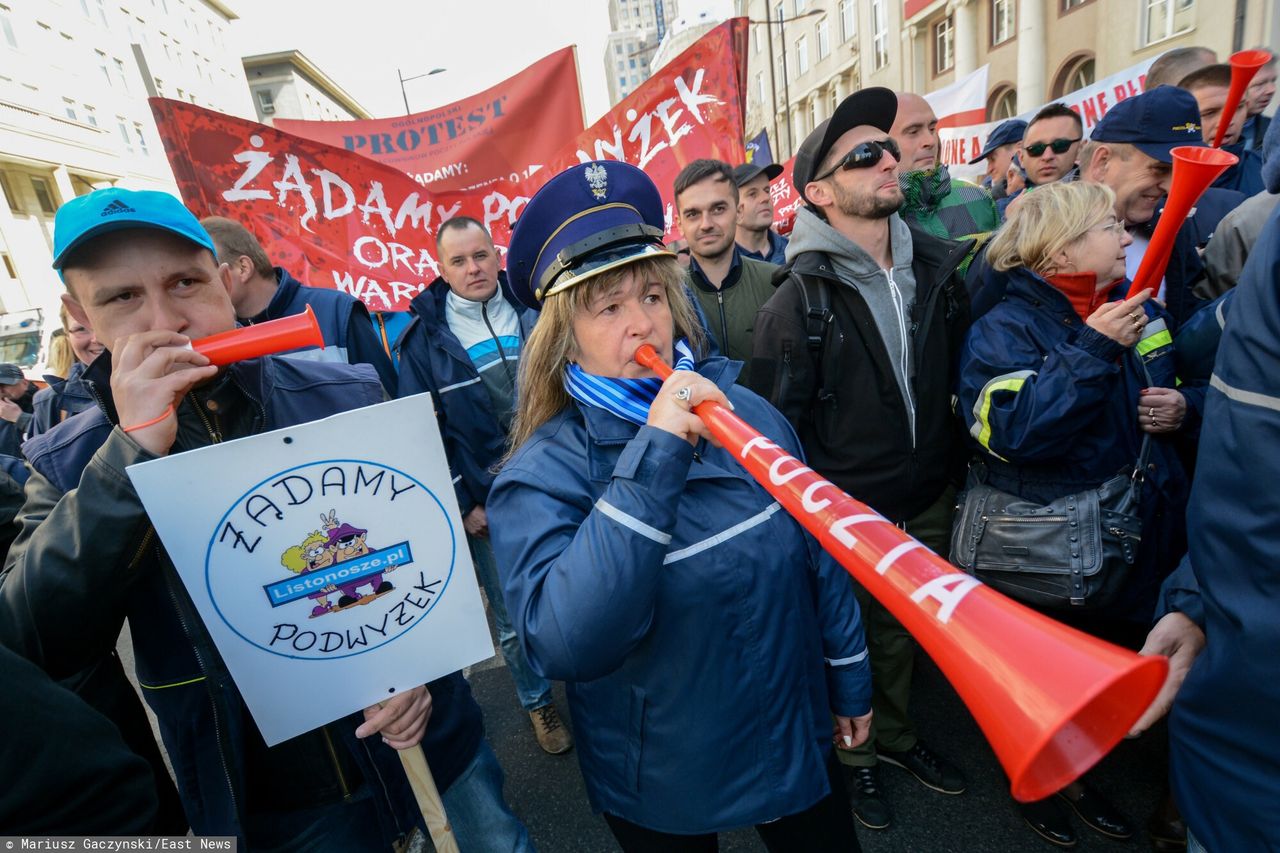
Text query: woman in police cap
486 161 872 851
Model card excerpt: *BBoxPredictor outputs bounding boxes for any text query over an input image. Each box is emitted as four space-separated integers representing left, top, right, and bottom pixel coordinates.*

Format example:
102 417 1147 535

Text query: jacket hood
784 206 914 276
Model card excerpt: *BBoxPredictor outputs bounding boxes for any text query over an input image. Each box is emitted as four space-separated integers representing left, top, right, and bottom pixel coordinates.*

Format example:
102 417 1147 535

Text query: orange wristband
122 404 176 434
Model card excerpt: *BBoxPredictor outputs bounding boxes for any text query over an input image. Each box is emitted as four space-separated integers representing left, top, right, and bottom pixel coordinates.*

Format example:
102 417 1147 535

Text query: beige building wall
742 0 1276 162
243 51 371 125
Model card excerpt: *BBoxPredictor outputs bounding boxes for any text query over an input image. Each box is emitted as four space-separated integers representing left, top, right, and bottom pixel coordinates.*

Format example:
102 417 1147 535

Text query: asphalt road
472 646 1169 853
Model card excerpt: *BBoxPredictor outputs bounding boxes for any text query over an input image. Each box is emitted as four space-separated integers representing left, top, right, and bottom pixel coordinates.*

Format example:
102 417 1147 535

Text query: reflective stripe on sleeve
594 498 673 545
969 369 1036 454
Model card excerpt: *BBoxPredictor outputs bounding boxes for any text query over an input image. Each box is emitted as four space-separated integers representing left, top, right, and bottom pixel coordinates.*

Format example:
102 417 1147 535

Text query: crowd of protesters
0 40 1277 853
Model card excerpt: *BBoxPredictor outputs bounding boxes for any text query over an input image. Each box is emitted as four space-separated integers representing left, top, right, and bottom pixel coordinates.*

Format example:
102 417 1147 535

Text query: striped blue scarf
564 339 696 426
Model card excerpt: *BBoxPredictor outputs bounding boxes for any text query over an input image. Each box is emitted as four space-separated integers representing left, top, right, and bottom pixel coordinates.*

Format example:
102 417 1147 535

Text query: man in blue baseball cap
1078 86 1212 324
968 118 1027 198
0 187 530 848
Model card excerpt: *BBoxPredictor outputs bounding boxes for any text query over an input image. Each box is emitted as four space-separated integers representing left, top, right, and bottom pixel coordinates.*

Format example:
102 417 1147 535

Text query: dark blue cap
52 187 217 270
506 161 672 311
968 119 1027 164
1088 86 1206 163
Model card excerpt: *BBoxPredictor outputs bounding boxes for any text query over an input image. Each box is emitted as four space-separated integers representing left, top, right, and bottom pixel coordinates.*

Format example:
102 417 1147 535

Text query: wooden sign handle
399 746 460 853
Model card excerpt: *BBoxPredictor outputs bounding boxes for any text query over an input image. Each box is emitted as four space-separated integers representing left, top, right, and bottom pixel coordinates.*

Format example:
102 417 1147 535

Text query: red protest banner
769 155 800 234
150 97 531 312
149 19 750 311
275 47 584 192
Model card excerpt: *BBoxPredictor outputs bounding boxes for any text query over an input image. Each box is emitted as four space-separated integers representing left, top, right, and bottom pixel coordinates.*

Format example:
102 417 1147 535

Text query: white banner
128 395 494 746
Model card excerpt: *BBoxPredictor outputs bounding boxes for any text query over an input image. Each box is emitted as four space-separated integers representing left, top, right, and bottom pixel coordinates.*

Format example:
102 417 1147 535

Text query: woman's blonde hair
985 181 1118 275
505 255 706 457
46 330 73 379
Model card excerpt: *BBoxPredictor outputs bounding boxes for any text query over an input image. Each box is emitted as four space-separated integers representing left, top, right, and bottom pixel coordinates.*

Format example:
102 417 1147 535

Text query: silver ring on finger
1149 407 1156 418
674 386 692 402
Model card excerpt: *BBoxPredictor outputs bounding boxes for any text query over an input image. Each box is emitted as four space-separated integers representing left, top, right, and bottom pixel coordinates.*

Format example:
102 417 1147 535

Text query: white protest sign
127 394 494 746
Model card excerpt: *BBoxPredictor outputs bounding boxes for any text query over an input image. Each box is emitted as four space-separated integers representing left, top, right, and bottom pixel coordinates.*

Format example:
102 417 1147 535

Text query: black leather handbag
949 434 1150 611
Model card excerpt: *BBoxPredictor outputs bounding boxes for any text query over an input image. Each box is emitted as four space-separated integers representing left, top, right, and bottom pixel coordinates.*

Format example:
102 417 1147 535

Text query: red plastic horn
1125 146 1238 299
634 344 1167 802
1212 49 1272 148
192 305 324 366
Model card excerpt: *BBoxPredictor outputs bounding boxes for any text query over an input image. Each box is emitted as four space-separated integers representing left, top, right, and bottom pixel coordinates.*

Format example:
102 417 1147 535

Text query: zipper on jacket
321 727 353 801
188 392 223 443
480 300 516 387
884 268 917 446
716 291 729 354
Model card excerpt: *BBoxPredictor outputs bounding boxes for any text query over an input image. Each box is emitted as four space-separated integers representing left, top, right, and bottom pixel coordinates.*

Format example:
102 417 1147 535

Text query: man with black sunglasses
1019 103 1085 188
890 92 1000 254
748 87 972 832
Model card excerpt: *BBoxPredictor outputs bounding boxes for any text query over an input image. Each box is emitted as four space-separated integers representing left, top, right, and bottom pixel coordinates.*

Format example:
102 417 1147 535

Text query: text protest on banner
126 396 494 746
276 47 585 192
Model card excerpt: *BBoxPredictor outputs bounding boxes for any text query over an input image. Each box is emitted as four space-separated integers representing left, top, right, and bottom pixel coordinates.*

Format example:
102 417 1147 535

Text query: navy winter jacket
29 362 96 438
254 267 399 396
0 356 482 841
395 274 535 515
955 268 1194 621
1160 202 1280 851
488 357 871 834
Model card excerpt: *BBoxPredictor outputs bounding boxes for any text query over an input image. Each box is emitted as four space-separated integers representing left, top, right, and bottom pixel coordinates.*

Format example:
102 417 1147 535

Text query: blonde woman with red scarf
954 180 1198 848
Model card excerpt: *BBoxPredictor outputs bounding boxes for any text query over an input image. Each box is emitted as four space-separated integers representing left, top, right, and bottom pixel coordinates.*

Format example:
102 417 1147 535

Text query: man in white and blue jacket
396 216 572 755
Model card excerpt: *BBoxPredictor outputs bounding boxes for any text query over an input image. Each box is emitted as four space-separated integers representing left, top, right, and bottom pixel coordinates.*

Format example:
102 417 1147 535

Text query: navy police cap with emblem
506 161 672 311
1089 86 1207 164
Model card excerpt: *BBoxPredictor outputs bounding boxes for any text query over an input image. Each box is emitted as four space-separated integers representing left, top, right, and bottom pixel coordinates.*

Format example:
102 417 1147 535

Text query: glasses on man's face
815 138 901 181
1024 137 1082 158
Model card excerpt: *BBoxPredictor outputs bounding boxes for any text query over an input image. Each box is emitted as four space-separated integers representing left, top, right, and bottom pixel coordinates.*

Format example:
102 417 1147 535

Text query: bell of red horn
1212 49 1272 148
1126 146 1238 298
193 305 325 366
633 344 1168 801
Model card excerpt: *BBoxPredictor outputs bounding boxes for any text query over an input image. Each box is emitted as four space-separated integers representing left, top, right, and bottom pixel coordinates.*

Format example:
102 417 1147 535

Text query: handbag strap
1127 356 1159 501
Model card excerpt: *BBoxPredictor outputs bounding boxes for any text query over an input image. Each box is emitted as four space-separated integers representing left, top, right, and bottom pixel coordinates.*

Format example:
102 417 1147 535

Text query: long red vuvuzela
633 344 1166 802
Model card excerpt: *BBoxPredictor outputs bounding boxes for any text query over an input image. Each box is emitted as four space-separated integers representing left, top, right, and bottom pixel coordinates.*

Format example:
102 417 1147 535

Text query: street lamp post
397 67 446 115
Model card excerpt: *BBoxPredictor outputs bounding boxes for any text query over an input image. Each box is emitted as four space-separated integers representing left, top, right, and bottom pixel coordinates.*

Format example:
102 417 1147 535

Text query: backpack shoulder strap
793 272 833 399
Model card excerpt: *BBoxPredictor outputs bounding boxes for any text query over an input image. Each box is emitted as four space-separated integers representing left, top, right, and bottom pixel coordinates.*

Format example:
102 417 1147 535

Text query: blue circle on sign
204 458 456 660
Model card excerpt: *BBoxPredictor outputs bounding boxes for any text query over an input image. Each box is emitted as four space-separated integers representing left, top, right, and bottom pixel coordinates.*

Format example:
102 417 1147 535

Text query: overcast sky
233 1 616 123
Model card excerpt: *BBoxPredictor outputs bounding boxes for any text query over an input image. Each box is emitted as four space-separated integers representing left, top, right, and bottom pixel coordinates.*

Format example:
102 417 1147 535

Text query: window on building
616 45 622 55
80 0 91 17
1142 0 1195 46
795 0 806 13
987 85 1017 119
0 173 20 213
754 26 762 53
1052 53 1096 97
934 16 954 74
796 35 808 75
0 6 17 49
619 76 626 88
62 98 78 121
113 57 130 92
840 0 856 42
256 89 274 114
991 0 1014 45
117 118 133 153
1061 0 1090 9
84 104 97 126
817 18 830 59
773 3 783 24
871 0 889 70
809 98 818 129
29 176 57 214
96 50 111 85
96 0 109 26
629 58 637 68
134 123 149 156
757 71 766 104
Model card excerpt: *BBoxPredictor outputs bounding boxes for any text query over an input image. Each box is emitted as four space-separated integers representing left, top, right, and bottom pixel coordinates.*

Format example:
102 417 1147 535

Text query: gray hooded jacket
785 207 919 437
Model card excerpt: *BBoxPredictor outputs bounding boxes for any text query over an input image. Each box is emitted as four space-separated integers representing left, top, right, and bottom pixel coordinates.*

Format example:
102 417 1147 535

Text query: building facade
604 0 680 105
740 0 1280 162
243 50 371 125
0 0 255 366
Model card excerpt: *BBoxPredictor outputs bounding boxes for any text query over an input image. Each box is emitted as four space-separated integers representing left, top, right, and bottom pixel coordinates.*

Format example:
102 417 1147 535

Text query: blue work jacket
395 274 535 515
955 268 1195 622
488 357 871 834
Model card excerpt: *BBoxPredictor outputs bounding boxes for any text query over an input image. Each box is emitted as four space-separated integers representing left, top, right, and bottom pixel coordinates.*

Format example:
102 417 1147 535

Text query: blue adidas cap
506 161 672 311
52 187 217 270
968 119 1027 164
1089 86 1206 164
